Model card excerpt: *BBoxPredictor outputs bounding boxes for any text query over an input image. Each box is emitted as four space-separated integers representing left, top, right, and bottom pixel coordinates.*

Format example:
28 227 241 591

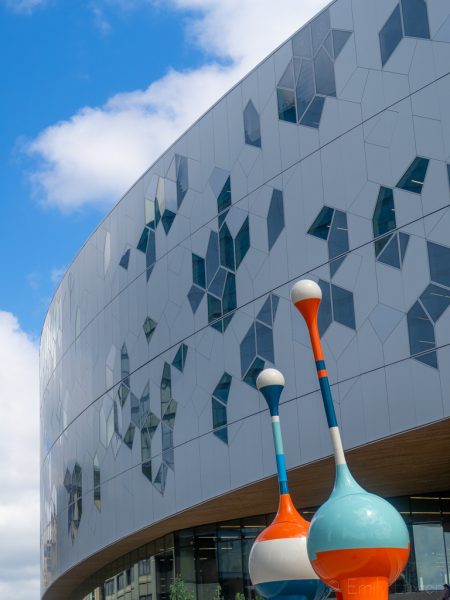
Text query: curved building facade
41 0 450 598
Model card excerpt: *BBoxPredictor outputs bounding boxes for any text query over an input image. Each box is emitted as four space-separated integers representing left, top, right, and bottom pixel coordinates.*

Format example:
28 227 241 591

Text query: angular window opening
311 9 331 54
277 88 297 123
207 293 222 326
257 297 273 327
206 232 220 286
219 223 235 271
188 284 205 313
243 357 265 388
256 321 274 363
300 96 325 128
222 273 237 318
407 300 437 368
308 206 334 240
119 248 130 270
329 210 349 276
217 177 232 226
292 26 313 58
209 267 227 299
378 234 401 269
373 187 396 255
192 254 206 289
124 423 135 450
240 323 257 377
212 398 227 429
213 373 232 404
172 343 188 372
175 154 189 208
160 363 172 416
295 59 315 120
153 463 168 494
278 62 295 88
427 241 450 288
267 190 284 252
243 100 261 148
419 283 450 322
401 0 430 39
318 279 332 336
332 30 352 58
143 317 157 343
331 283 356 329
379 4 403 66
396 157 429 193
235 217 250 268
314 47 336 97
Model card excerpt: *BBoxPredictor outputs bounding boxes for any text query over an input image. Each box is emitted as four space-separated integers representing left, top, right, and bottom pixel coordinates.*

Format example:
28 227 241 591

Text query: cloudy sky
0 0 327 597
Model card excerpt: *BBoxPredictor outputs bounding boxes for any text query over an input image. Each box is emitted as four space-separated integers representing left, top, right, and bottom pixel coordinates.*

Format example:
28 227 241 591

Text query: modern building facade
40 0 450 598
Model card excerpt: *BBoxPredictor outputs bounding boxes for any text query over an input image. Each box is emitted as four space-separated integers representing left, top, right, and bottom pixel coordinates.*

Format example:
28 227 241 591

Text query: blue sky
0 1 327 598
0 0 205 336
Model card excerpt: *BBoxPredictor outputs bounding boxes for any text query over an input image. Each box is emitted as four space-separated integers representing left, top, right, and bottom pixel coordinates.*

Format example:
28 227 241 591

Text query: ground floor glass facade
81 492 450 600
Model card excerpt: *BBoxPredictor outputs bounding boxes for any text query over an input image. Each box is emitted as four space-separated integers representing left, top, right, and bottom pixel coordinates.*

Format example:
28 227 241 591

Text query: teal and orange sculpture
249 368 328 600
291 279 410 600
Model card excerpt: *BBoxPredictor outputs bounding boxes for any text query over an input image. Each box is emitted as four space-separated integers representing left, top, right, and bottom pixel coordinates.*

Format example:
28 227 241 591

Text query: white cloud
0 312 40 599
3 0 46 14
26 0 328 211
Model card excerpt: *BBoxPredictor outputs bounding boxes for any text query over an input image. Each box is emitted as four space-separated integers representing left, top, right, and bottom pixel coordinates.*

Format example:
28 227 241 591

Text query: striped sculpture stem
291 280 410 600
248 368 328 600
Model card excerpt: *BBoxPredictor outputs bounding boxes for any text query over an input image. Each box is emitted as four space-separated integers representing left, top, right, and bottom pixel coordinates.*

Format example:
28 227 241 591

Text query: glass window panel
271 294 279 321
175 530 196 586
188 285 205 314
235 217 250 268
137 227 149 253
292 25 312 58
161 364 172 415
318 279 332 336
323 32 333 58
222 272 237 318
196 525 219 599
419 284 450 323
243 100 261 148
379 4 403 66
124 423 135 450
332 29 352 58
162 424 174 469
399 231 410 263
212 398 227 429
207 293 222 325
143 316 157 343
243 357 265 388
314 47 336 96
407 300 437 368
145 230 156 281
214 427 228 444
277 88 297 123
328 209 349 273
267 189 285 251
257 297 273 327
217 520 243 600
161 209 176 234
427 242 450 288
401 0 430 39
213 373 232 404
209 267 227 299
240 324 256 376
377 233 401 269
119 248 131 270
397 157 429 193
217 177 232 217
219 224 235 271
278 61 294 89
295 59 315 119
300 95 325 128
206 232 220 286
373 186 396 241
154 463 168 495
311 9 331 54
255 321 274 363
308 206 334 240
176 154 189 208
411 496 442 521
331 284 356 329
192 254 206 289
413 523 447 590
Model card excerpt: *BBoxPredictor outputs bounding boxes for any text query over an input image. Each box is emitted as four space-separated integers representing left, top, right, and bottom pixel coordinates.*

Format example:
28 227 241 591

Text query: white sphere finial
256 368 285 390
290 280 322 305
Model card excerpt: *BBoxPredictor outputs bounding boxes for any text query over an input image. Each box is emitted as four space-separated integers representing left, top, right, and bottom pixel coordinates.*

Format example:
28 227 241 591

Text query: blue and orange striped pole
248 368 328 600
291 280 410 600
